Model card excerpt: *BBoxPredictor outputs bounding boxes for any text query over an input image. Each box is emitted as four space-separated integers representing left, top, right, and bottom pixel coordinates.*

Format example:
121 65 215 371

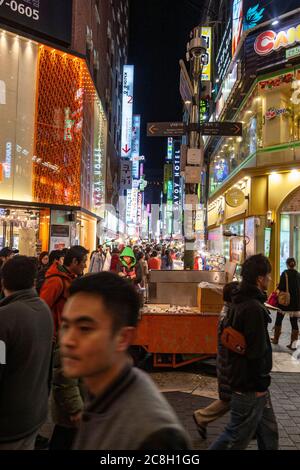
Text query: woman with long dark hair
272 257 300 350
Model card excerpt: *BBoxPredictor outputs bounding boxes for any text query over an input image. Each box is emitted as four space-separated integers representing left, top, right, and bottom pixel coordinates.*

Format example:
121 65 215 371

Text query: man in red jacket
40 246 88 337
40 245 88 449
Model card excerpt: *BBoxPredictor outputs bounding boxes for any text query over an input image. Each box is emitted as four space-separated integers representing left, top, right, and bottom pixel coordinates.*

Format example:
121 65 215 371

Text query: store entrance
280 213 300 275
0 208 40 255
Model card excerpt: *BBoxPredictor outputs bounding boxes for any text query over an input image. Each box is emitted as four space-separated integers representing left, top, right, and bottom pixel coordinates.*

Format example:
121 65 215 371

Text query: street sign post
147 122 186 137
179 59 194 115
200 121 243 136
147 121 243 138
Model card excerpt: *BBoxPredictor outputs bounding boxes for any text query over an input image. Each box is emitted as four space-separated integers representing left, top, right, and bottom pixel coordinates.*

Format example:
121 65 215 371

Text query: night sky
128 0 204 174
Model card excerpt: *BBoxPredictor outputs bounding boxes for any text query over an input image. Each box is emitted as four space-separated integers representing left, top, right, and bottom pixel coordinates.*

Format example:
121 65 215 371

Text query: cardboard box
197 287 223 314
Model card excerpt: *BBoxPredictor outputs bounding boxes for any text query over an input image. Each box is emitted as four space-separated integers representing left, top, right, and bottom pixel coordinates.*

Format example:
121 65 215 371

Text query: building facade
203 0 300 284
0 0 129 255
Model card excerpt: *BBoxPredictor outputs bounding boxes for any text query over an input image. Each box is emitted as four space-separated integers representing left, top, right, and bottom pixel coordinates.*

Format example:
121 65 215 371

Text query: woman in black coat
272 258 300 350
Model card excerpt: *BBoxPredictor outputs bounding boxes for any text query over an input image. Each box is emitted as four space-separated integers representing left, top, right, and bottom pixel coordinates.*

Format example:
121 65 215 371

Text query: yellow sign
225 188 245 208
201 27 212 81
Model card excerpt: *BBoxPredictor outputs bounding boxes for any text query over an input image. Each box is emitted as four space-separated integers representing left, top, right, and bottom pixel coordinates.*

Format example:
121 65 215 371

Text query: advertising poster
121 65 134 158
232 0 243 56
201 27 212 81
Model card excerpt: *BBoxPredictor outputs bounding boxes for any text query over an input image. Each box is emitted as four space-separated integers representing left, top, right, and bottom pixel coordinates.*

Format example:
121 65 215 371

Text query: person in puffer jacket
193 282 239 439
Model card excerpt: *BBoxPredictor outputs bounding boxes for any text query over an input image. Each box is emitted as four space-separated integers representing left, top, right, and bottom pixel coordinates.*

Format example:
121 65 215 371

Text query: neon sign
254 24 300 56
121 65 134 158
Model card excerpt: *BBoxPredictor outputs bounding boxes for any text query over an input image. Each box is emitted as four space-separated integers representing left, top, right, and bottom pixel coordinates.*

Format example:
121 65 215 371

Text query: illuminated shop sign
265 107 290 120
216 20 232 82
167 138 173 161
131 115 140 179
214 159 229 183
4 141 12 178
254 23 300 56
243 0 300 30
0 80 6 105
130 188 138 225
164 164 173 195
121 65 134 158
200 99 209 123
126 189 132 224
232 0 243 57
216 62 240 119
173 145 181 207
120 159 132 190
201 27 212 81
0 0 72 44
137 192 143 226
259 73 294 89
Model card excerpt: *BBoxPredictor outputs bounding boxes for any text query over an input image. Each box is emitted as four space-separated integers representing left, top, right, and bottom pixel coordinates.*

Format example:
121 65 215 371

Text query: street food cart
132 270 227 368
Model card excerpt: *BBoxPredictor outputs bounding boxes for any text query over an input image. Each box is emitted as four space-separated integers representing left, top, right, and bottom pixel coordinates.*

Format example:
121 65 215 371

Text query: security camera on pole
183 26 207 269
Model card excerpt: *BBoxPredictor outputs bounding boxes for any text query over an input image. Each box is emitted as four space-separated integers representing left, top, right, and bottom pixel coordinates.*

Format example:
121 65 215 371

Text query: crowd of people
0 243 299 450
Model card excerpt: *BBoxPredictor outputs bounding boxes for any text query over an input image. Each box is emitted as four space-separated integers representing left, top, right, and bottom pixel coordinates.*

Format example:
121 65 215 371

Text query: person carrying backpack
193 282 239 439
40 246 88 450
40 246 88 336
210 254 278 450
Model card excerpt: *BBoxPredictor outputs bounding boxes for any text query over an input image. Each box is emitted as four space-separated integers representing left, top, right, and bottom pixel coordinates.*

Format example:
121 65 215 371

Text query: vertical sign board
201 27 212 81
216 19 232 83
232 0 243 57
137 192 143 226
121 65 134 158
131 115 140 179
120 160 132 191
126 189 132 224
173 142 181 235
167 138 173 162
130 188 139 225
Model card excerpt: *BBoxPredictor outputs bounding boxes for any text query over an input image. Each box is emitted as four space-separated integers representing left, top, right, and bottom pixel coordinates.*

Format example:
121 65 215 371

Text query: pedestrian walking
272 257 300 350
117 246 142 285
40 246 88 336
210 254 278 450
110 248 120 272
0 256 53 450
161 249 174 270
60 272 191 450
38 251 49 271
89 245 106 273
193 282 239 439
40 246 88 450
148 250 161 270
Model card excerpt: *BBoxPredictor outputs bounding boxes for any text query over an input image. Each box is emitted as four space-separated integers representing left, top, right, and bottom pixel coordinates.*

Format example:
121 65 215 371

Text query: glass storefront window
0 208 40 255
209 69 300 195
210 87 260 194
0 29 107 215
0 31 38 202
280 214 290 274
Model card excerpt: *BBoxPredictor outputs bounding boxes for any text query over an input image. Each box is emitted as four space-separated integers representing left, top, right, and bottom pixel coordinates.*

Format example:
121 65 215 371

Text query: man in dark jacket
210 254 278 450
193 282 239 439
0 256 53 450
60 272 191 450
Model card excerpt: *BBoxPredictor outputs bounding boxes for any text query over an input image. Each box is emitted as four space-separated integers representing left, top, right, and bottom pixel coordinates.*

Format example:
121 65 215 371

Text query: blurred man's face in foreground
60 292 134 381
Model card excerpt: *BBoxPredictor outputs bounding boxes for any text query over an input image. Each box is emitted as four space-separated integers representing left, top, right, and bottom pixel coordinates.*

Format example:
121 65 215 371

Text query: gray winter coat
0 289 53 442
73 366 191 450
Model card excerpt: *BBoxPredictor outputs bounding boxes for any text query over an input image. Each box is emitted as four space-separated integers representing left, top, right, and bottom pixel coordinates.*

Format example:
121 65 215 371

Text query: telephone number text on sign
0 0 39 21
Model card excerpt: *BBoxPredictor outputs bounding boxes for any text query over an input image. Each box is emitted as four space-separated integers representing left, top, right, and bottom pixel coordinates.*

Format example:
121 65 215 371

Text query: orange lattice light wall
33 46 97 206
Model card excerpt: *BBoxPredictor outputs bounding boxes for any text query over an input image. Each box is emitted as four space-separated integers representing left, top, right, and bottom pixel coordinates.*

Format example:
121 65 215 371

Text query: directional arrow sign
122 144 131 154
147 122 186 137
200 121 243 137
